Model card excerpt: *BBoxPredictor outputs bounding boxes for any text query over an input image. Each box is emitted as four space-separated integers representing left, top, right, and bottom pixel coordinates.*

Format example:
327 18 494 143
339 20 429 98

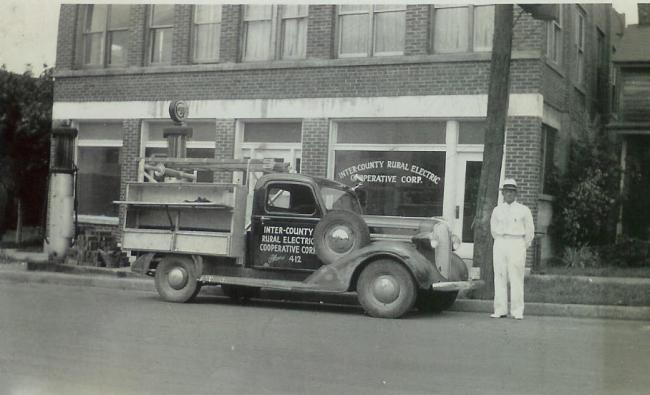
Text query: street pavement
1 281 649 395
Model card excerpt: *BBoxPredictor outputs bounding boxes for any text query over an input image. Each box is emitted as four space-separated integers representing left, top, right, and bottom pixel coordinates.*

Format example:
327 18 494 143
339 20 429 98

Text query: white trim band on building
53 94 544 120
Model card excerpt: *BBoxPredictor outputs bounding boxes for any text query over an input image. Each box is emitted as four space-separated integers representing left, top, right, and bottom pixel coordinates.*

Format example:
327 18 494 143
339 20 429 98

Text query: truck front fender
305 241 446 292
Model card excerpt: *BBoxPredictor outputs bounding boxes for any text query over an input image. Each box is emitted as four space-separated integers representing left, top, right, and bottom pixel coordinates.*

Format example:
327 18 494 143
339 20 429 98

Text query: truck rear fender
131 252 203 279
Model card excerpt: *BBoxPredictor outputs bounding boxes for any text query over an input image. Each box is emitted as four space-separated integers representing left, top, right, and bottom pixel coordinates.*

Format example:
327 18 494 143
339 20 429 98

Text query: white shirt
490 201 535 247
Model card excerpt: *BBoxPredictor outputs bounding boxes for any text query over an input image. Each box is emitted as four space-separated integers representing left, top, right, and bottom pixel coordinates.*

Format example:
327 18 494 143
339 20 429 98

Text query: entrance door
454 152 483 260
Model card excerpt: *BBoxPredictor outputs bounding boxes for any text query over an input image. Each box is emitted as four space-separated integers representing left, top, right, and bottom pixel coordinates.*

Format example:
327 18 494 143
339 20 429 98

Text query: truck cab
123 159 482 318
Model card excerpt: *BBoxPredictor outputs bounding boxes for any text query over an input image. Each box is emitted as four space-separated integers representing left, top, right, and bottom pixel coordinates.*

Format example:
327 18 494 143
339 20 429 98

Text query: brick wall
127 5 147 67
220 5 241 63
307 5 335 59
172 5 193 66
639 3 650 25
512 7 544 52
118 119 142 241
213 119 237 182
301 119 330 178
54 59 544 102
55 5 78 69
404 5 430 56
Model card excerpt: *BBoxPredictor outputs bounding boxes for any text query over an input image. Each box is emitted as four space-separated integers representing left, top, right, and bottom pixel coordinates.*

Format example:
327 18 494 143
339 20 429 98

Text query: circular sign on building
169 100 189 124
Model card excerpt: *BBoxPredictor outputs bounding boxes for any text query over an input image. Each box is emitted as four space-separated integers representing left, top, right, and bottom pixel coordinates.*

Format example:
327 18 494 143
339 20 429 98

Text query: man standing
489 178 534 320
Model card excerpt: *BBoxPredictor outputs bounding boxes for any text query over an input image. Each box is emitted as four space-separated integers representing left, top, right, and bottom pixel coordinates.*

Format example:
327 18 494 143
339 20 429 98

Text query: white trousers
493 238 526 317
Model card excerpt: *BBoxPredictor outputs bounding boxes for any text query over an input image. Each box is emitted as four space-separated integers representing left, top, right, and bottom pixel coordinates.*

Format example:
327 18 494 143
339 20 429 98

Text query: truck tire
415 290 459 313
357 259 416 318
314 210 370 264
155 255 200 303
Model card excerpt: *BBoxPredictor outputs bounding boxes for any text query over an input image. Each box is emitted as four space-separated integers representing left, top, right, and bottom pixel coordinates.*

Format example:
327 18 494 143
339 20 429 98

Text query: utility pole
473 4 514 299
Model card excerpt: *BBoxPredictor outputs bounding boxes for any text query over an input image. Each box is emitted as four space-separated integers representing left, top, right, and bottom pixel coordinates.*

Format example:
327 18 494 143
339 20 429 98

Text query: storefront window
240 122 302 176
77 122 122 219
77 147 121 217
337 121 445 144
334 150 445 217
142 121 216 182
458 121 486 144
333 120 446 217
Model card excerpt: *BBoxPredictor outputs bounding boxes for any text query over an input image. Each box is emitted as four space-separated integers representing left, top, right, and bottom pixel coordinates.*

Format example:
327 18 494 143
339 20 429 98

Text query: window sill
78 215 119 226
55 50 541 78
573 83 586 96
545 59 565 78
538 193 555 202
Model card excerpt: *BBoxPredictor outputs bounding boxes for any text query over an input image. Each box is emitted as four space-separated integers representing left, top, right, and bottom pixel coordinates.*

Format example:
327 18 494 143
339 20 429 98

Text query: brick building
51 4 621 263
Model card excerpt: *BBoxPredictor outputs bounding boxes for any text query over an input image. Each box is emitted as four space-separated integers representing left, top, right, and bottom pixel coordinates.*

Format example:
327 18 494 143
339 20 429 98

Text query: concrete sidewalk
1 254 650 321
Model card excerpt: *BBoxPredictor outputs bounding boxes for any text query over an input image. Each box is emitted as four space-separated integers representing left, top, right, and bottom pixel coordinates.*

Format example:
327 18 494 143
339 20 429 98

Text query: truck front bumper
430 280 484 292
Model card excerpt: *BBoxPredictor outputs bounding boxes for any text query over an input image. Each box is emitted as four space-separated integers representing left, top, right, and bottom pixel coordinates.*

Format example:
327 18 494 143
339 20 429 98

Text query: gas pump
45 124 77 260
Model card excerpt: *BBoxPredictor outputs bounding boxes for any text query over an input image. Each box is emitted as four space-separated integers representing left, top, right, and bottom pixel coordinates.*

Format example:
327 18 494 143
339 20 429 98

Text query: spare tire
314 210 370 264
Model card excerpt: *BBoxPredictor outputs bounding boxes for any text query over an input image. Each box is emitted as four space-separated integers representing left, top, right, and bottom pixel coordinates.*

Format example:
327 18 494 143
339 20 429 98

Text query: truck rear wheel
155 255 200 303
357 259 416 318
415 290 459 313
314 210 370 265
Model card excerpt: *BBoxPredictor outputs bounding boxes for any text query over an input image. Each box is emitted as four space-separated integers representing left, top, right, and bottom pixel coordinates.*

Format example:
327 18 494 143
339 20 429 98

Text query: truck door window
266 184 317 215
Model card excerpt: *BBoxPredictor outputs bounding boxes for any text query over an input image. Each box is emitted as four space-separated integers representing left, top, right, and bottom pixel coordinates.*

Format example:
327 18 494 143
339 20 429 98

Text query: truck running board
199 275 341 293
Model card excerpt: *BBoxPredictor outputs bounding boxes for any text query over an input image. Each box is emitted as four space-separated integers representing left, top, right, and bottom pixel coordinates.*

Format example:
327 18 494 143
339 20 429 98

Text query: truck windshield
320 186 362 214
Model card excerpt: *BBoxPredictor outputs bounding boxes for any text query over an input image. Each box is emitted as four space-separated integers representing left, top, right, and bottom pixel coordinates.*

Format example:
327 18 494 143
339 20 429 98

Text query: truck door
251 182 322 270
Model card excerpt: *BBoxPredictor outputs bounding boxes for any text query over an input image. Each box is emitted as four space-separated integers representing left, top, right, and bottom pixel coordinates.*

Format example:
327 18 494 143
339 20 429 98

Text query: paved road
1 282 649 395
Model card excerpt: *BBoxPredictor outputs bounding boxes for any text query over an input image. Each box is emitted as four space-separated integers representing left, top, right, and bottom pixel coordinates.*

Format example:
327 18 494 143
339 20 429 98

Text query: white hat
501 178 518 190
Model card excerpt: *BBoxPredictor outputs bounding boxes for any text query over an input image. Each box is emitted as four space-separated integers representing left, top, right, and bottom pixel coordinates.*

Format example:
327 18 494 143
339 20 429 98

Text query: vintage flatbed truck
119 157 483 318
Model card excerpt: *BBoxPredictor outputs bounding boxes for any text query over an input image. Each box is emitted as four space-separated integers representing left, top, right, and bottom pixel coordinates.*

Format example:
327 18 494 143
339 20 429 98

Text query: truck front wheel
155 256 200 303
357 259 416 318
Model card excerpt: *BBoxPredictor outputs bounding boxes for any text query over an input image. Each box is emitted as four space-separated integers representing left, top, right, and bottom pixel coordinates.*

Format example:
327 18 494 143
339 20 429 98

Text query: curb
1 268 649 322
450 299 650 321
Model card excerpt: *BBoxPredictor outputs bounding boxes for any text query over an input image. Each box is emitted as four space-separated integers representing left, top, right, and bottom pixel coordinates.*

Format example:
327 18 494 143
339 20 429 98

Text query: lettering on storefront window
334 151 446 217
337 160 441 185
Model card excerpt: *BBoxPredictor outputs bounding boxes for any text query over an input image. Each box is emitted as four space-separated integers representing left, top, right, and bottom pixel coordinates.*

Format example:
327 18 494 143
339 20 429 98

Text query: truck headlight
451 234 461 251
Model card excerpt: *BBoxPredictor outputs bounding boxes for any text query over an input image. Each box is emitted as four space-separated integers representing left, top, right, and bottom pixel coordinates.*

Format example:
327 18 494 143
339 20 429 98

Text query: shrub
597 238 650 268
551 134 621 247
558 246 600 268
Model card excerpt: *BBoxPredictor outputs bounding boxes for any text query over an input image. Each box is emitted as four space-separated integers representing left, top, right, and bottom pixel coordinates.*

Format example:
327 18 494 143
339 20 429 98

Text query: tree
0 66 53 244
472 5 514 299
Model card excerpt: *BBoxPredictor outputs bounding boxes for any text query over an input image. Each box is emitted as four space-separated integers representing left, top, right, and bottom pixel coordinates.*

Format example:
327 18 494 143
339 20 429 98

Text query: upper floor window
575 6 586 85
432 4 494 53
82 5 130 67
242 5 308 62
148 5 174 64
546 5 563 65
337 4 406 58
193 5 222 63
